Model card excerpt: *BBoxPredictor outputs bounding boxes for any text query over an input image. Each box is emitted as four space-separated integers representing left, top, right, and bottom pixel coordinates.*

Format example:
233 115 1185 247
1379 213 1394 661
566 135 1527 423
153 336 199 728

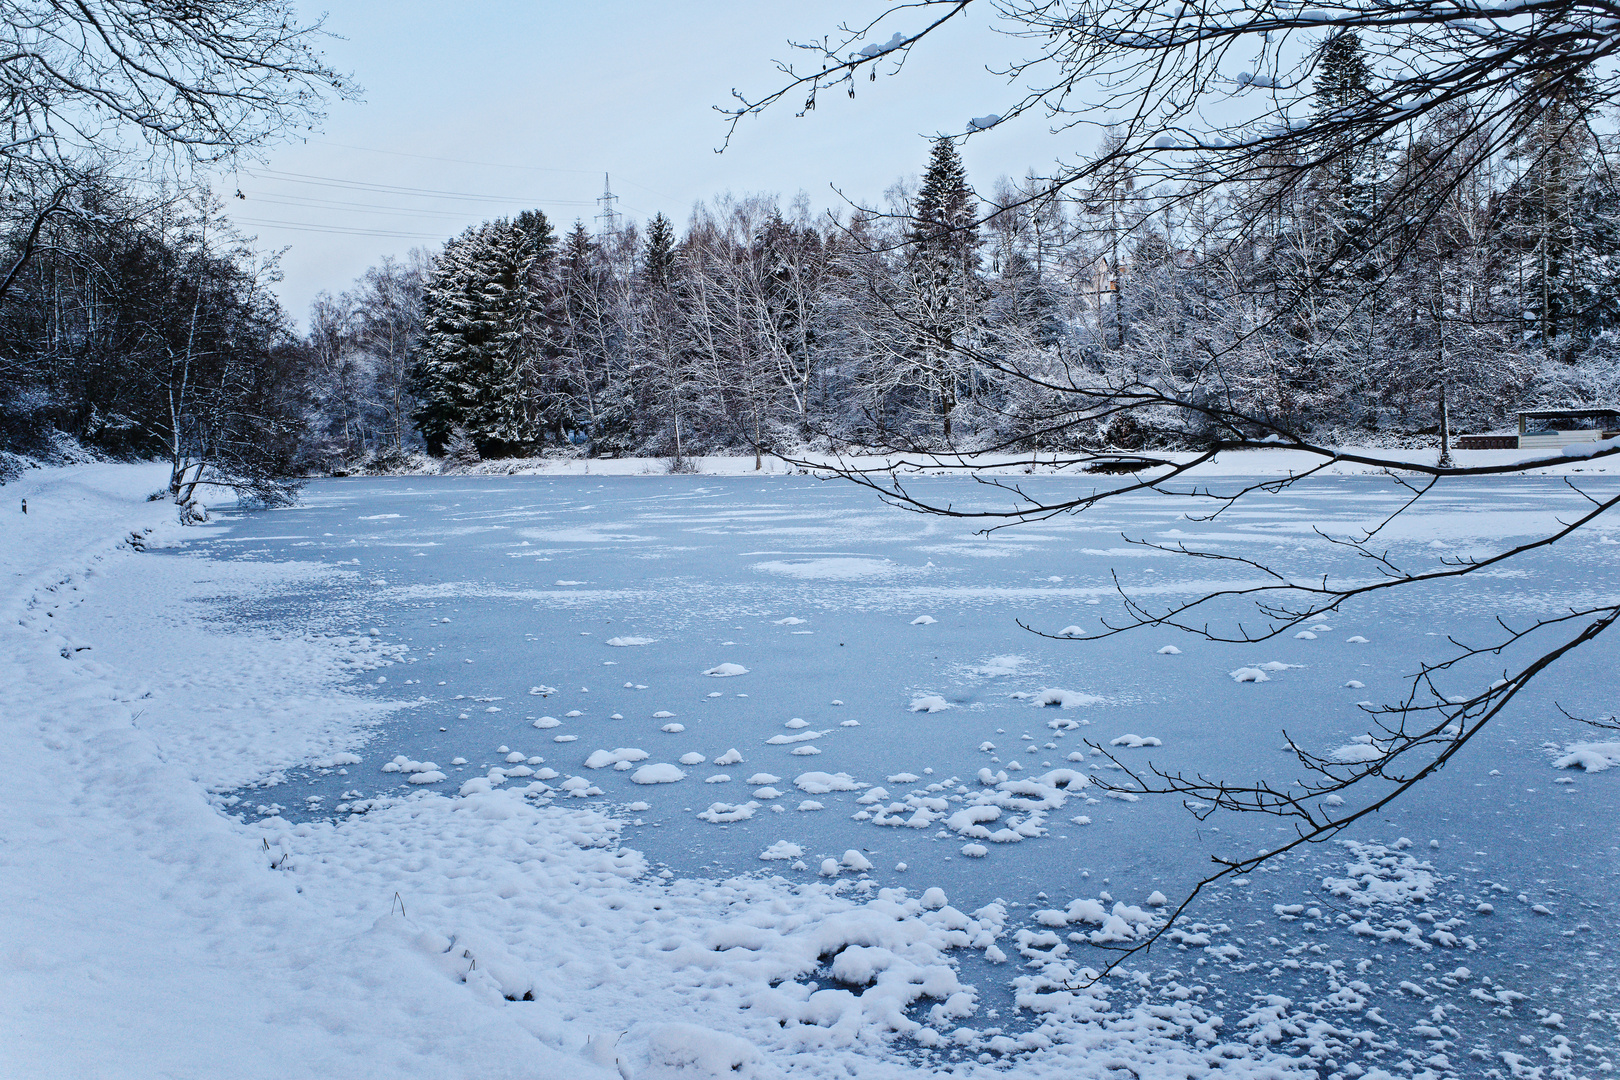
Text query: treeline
309 41 1620 465
5 33 1619 479
0 179 307 496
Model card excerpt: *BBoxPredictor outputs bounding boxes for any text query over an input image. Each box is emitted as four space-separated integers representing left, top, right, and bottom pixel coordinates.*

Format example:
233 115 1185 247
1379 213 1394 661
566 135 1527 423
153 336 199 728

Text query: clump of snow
910 615 937 625
1034 688 1101 708
642 1024 759 1075
758 840 803 860
909 695 951 713
842 850 873 871
746 772 780 785
702 663 748 677
798 800 824 812
1294 630 1317 640
630 763 686 785
1346 635 1370 643
1552 742 1620 771
1109 734 1162 748
1157 645 1181 655
713 748 743 766
1230 667 1270 683
660 723 684 733
961 843 988 858
1330 741 1385 763
604 636 653 647
795 771 862 794
766 729 823 745
697 801 757 823
1055 625 1084 638
678 752 706 765
789 746 821 756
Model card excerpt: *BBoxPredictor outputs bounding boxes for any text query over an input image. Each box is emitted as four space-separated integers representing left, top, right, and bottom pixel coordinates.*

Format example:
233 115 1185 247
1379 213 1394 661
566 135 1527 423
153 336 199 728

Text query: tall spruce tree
904 137 983 438
643 213 677 288
409 219 546 457
1501 71 1620 349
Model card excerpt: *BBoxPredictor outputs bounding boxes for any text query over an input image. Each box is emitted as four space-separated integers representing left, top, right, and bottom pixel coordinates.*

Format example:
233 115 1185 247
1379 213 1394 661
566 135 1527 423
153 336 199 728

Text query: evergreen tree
409 220 546 457
642 213 677 288
902 137 984 438
1501 71 1620 350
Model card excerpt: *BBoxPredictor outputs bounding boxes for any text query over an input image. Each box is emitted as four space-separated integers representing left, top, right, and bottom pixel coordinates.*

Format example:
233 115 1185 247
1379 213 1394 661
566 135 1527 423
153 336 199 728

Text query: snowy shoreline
335 443 1614 481
3 462 1612 1079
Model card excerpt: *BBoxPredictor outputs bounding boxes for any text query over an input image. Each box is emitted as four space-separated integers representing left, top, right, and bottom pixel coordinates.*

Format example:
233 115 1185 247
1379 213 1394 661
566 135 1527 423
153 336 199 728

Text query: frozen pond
178 472 1619 1072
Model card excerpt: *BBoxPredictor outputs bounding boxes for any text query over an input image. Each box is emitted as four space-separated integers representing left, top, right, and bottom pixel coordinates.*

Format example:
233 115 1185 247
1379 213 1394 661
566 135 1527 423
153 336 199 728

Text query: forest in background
5 33 1619 479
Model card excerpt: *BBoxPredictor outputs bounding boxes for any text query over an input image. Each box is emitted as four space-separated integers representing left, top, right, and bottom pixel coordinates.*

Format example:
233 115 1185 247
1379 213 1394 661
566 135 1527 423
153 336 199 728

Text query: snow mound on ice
697 801 757 823
1230 667 1270 683
758 840 803 860
766 729 823 745
910 695 951 713
795 771 862 794
583 748 651 773
630 763 686 784
702 663 748 677
1109 734 1162 748
1330 741 1385 763
1552 741 1620 772
605 636 653 647
911 615 937 625
1034 687 1101 708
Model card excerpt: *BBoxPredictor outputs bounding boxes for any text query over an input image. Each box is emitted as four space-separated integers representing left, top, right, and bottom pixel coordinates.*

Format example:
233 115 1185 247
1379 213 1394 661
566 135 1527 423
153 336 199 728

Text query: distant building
1456 409 1618 450
1515 409 1620 449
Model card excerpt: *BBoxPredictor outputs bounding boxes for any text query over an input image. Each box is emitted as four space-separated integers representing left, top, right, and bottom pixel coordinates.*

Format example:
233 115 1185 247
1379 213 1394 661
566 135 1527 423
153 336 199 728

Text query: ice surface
19 465 1616 1079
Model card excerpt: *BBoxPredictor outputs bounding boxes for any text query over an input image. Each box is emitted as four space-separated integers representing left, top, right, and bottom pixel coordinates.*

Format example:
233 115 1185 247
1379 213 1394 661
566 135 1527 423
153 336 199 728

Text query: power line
306 140 679 202
244 167 599 206
239 191 478 220
232 217 447 240
311 139 596 176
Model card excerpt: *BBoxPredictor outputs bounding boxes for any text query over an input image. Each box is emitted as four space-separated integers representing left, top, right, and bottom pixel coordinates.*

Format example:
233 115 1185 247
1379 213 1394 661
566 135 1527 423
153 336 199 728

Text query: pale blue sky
230 2 1091 326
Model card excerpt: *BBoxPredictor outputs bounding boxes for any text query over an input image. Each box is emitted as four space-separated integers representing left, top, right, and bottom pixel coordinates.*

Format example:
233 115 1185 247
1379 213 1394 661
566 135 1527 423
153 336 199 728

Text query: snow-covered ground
3 458 1617 1079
